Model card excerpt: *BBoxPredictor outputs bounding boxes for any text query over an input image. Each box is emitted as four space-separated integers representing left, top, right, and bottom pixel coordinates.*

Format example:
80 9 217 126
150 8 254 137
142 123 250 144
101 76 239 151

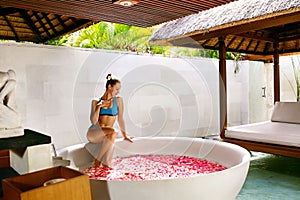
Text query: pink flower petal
81 155 227 181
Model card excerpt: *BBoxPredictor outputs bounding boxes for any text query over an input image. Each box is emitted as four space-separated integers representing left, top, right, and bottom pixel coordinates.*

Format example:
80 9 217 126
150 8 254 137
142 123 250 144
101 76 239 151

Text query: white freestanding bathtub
57 137 250 200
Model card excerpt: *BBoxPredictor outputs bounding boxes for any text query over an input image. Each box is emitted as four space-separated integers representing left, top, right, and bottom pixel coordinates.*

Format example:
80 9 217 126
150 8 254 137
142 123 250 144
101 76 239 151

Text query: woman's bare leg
101 144 114 168
87 126 117 167
86 125 109 143
101 131 118 167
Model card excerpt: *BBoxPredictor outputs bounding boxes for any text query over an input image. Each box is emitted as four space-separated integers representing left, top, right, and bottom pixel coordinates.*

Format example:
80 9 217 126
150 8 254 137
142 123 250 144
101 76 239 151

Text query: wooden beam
222 138 300 158
279 34 300 42
42 13 58 36
263 42 271 54
33 11 51 38
262 48 300 55
19 10 43 42
235 33 274 43
226 36 236 49
175 34 300 56
3 15 19 41
236 38 245 50
273 34 280 103
0 7 20 15
213 39 220 48
70 17 78 26
225 47 267 55
170 37 204 49
0 0 168 27
276 22 300 36
253 40 261 53
0 36 16 40
219 36 227 138
201 39 211 46
200 45 270 56
41 19 91 42
55 15 68 29
277 49 298 54
179 11 300 42
245 39 254 52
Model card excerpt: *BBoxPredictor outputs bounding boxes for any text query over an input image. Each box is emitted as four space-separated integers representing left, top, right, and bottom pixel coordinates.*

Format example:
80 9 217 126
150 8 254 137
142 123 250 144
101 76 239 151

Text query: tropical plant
46 22 243 60
228 52 244 74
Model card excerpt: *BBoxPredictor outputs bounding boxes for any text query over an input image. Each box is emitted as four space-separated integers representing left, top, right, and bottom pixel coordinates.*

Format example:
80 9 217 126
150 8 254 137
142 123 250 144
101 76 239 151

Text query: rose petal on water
82 155 227 181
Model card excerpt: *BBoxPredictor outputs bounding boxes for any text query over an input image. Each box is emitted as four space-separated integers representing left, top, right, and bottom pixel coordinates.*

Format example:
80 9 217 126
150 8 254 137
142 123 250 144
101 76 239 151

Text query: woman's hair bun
104 73 120 89
106 74 112 80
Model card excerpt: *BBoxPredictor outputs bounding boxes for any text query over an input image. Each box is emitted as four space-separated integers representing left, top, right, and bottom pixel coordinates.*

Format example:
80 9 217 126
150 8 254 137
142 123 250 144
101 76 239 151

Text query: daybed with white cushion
222 102 300 158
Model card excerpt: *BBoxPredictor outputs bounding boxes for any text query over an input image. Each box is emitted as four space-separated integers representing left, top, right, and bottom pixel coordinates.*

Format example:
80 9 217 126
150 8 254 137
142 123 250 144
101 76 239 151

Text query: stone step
52 156 70 167
52 156 63 161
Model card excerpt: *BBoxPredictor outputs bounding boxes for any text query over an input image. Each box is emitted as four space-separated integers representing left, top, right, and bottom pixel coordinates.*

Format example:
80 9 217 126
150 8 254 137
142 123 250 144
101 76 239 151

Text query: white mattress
225 121 300 147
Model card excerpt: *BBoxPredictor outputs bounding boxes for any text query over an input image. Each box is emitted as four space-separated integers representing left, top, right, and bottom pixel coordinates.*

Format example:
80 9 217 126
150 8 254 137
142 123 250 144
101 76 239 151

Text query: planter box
2 166 91 200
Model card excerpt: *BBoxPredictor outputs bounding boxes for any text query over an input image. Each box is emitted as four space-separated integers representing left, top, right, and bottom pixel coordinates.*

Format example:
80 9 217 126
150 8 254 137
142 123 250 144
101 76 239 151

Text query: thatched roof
0 6 93 43
0 0 237 42
150 0 300 56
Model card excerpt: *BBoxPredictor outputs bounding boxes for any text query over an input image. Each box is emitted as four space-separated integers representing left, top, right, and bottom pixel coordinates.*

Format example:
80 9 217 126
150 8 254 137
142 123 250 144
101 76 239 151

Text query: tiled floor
237 152 300 200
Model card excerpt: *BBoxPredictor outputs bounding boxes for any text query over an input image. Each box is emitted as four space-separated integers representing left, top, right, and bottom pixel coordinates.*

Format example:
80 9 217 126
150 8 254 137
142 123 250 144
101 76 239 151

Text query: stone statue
0 69 24 138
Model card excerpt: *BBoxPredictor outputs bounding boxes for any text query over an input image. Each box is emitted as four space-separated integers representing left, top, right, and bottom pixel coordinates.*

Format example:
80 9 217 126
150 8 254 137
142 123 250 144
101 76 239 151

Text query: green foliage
46 35 69 46
54 22 153 52
46 22 242 60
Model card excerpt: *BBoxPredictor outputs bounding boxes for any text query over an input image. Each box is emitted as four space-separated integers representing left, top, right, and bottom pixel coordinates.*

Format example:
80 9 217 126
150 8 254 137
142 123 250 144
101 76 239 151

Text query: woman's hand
98 99 112 108
123 135 133 143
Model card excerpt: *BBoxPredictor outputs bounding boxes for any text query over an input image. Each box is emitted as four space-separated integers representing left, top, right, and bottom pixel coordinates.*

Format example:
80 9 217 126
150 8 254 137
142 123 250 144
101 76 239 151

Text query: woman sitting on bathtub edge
87 74 133 168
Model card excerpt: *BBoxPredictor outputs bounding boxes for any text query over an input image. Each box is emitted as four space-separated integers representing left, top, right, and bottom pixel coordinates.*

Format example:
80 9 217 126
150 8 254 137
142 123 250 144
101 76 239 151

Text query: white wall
280 55 300 102
0 42 90 149
226 60 271 126
249 61 269 123
3 42 289 149
0 42 223 149
227 61 250 126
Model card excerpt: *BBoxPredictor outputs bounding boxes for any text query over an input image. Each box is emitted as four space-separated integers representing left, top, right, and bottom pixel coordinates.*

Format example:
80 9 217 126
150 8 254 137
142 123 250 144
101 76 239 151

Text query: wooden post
219 37 227 138
273 34 280 103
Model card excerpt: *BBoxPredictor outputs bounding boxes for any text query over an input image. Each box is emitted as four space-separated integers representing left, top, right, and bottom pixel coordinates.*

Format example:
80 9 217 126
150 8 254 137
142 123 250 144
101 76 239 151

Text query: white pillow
271 102 300 124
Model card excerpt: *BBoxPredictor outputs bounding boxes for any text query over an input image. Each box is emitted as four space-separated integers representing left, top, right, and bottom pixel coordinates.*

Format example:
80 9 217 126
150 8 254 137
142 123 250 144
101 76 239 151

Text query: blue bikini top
99 97 118 116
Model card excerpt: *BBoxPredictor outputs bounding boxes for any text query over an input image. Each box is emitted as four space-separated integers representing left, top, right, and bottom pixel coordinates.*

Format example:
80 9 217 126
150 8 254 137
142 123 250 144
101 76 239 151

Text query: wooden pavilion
150 0 300 158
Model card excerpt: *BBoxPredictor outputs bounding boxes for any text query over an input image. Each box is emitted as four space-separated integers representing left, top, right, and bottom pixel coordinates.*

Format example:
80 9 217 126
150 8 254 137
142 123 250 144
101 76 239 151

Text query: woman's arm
117 97 133 142
90 99 101 125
